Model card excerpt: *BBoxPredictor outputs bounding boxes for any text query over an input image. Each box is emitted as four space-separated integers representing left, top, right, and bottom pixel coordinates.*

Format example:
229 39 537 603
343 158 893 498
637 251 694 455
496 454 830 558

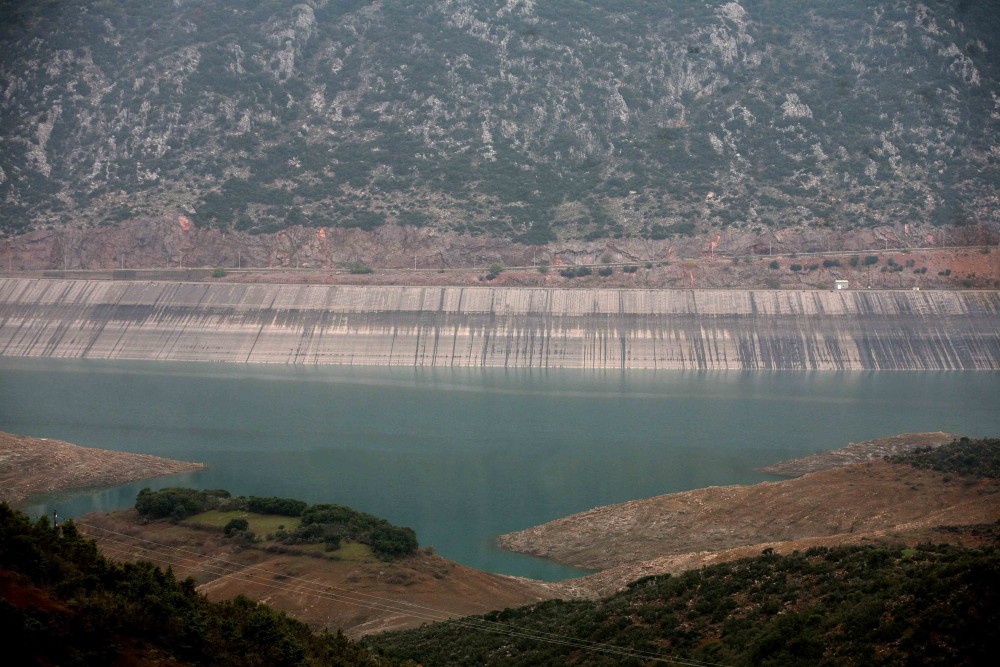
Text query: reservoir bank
3 359 998 580
1 278 998 369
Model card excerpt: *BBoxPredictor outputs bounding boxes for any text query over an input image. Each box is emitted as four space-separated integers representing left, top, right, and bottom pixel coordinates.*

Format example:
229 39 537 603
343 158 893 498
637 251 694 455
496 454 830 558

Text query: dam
0 278 997 370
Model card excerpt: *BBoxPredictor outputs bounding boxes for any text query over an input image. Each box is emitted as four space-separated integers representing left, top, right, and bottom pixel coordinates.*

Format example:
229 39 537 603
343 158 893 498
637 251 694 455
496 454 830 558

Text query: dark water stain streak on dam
0 278 997 370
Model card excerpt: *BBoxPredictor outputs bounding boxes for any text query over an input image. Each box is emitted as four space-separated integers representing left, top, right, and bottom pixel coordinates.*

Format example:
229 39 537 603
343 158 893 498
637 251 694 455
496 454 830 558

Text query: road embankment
1 278 997 369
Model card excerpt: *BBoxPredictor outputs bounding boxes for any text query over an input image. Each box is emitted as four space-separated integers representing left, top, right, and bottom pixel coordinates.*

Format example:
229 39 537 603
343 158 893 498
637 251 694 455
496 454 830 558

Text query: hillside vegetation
0 503 399 666
369 532 1000 666
2 0 998 241
889 436 1000 478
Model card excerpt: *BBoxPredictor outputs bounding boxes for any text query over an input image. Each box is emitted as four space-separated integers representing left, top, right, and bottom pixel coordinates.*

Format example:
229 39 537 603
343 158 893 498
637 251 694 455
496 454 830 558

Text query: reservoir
2 357 998 580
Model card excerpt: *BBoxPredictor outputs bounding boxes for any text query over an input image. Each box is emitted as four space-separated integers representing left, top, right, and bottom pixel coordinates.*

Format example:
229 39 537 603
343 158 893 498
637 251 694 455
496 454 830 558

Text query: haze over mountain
1 0 998 243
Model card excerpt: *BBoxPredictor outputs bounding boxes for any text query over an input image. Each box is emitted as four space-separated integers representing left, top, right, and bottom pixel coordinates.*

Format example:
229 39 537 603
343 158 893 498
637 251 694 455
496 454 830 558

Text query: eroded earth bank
499 434 1000 597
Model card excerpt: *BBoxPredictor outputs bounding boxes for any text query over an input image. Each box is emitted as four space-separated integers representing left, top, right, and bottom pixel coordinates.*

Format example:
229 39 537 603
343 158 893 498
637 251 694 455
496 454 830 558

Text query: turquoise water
2 357 998 580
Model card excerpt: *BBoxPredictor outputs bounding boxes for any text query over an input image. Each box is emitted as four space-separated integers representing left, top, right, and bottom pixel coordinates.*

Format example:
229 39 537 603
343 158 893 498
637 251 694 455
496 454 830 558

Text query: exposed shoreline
756 431 959 477
2 278 997 370
0 431 204 506
499 434 1000 595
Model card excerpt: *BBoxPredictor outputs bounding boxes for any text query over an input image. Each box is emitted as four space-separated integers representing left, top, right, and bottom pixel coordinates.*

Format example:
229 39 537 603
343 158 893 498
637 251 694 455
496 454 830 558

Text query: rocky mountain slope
2 0 998 243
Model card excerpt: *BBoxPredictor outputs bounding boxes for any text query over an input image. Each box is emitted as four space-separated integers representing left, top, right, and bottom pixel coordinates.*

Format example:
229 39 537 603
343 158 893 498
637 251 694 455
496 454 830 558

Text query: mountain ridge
2 0 998 242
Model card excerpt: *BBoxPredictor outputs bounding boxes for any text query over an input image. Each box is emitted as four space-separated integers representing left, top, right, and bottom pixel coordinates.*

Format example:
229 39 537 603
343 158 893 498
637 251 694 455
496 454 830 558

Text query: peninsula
0 431 203 505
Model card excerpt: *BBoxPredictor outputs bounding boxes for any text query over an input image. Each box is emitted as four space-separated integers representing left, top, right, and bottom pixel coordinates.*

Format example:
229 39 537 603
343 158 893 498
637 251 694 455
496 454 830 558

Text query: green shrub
559 266 593 278
347 262 374 274
211 268 227 278
864 255 879 266
769 260 780 270
135 488 233 521
790 263 803 272
246 496 307 517
223 518 249 536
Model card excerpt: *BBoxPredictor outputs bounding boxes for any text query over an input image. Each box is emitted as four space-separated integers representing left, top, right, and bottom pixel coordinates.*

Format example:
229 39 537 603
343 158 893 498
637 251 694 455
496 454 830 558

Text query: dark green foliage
137 489 418 560
246 496 308 517
887 437 1000 479
769 260 780 269
224 517 250 536
822 259 841 268
0 503 393 666
849 255 860 267
288 503 419 560
790 263 803 272
597 266 613 277
559 266 593 278
646 221 696 240
135 487 233 521
864 255 880 266
397 211 431 228
347 262 375 275
370 531 1000 666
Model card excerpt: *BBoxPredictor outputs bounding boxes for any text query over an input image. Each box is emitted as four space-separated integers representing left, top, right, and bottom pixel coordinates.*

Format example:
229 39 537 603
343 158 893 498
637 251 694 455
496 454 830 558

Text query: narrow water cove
2 357 997 580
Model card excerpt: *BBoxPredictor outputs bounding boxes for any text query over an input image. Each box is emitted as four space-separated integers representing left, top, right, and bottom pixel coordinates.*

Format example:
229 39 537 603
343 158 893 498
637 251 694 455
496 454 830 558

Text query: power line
79 520 730 667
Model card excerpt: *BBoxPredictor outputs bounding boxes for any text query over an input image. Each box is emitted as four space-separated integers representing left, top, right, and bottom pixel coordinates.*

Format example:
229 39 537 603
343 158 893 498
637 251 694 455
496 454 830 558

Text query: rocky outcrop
1 278 997 369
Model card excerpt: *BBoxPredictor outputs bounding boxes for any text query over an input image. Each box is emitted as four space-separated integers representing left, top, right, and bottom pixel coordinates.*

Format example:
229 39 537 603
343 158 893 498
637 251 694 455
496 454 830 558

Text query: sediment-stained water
2 357 998 579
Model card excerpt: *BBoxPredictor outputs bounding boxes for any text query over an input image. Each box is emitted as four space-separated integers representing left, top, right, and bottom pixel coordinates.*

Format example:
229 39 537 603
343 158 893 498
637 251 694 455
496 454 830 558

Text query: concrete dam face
0 278 997 370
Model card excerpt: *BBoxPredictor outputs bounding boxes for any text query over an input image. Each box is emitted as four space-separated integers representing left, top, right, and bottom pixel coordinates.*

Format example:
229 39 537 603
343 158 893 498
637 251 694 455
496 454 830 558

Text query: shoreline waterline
2 357 998 580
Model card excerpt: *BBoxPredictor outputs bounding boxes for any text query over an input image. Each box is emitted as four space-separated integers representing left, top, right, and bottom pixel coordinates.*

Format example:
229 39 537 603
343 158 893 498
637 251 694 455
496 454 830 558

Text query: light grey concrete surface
1 278 997 369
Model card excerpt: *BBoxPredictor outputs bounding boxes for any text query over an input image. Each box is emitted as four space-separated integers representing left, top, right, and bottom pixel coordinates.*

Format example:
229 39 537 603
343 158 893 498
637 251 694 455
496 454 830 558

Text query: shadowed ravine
1 278 997 369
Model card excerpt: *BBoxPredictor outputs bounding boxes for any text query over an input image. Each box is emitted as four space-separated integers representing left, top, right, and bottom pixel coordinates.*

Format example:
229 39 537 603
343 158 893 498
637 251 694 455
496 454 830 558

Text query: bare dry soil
0 431 203 505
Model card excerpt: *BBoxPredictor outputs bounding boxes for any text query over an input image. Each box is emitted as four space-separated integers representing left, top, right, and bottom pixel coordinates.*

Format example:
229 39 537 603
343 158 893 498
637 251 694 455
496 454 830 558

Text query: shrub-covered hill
368 532 1000 666
889 436 1000 479
1 0 999 241
0 503 400 667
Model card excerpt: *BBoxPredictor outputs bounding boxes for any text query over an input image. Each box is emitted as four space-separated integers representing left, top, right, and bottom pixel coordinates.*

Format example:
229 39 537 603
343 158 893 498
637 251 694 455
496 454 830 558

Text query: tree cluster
134 489 419 560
